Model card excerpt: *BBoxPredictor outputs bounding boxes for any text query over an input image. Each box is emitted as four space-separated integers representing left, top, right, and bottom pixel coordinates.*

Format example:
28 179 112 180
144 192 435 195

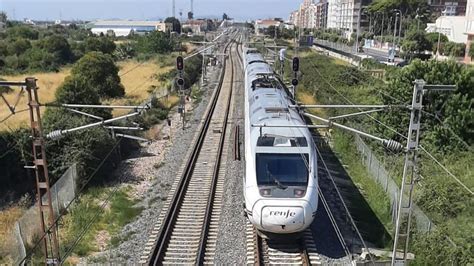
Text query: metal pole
398 11 403 48
436 16 443 59
380 13 385 48
25 77 61 264
391 80 425 265
392 13 398 50
355 7 362 54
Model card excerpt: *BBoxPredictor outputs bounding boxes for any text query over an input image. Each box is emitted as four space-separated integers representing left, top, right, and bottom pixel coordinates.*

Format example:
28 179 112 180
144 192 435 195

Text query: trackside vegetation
288 49 472 264
0 16 204 261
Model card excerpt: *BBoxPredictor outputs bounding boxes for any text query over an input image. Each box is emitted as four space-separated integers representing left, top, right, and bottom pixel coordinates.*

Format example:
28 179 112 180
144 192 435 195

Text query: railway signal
176 56 186 129
176 77 185 87
292 57 300 72
291 57 300 98
176 56 184 71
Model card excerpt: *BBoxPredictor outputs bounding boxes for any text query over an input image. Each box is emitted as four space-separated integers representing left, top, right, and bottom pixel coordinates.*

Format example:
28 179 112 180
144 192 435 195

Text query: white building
324 0 362 38
426 16 468 43
289 0 328 29
465 0 474 62
255 19 282 34
90 20 171 37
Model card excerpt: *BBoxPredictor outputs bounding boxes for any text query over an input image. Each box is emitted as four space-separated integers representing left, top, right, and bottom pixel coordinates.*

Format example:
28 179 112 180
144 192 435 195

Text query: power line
308 59 474 198
20 138 123 264
338 63 471 151
420 145 473 195
310 60 408 140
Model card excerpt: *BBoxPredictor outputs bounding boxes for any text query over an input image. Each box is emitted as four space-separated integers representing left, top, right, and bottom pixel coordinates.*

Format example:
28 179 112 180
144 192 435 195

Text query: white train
243 48 319 238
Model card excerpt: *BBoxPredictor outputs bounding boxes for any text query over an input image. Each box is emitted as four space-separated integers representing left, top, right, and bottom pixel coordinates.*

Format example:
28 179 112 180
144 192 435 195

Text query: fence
8 164 77 265
313 39 363 67
353 135 435 233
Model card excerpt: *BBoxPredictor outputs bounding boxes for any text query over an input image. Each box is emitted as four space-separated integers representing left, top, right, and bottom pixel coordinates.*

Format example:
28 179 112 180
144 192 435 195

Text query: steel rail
197 40 237 264
148 36 235 266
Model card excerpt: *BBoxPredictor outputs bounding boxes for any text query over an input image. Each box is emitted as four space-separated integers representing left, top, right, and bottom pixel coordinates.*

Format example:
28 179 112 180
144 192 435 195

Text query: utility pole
355 5 362 54
391 80 456 265
392 13 398 52
172 0 176 18
380 12 385 49
0 78 60 264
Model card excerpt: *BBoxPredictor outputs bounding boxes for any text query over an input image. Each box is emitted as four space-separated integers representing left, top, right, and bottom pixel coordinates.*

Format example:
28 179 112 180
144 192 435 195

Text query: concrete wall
9 165 77 265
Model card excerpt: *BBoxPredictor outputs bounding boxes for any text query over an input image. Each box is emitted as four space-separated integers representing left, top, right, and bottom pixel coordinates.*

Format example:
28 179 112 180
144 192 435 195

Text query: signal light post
291 57 299 98
176 56 186 129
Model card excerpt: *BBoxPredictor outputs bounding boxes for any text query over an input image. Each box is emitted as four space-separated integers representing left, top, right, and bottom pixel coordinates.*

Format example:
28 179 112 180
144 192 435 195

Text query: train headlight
294 189 306 198
260 189 272 197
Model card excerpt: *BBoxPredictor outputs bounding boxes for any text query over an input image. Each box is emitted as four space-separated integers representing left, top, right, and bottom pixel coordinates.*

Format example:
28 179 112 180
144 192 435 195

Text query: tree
0 78 12 94
136 30 174 54
401 30 431 55
22 47 57 71
0 41 8 56
39 35 73 64
379 59 473 152
6 25 39 40
71 51 125 98
0 11 7 23
84 36 116 55
425 32 448 52
55 76 102 105
469 42 474 58
165 17 181 33
7 38 31 56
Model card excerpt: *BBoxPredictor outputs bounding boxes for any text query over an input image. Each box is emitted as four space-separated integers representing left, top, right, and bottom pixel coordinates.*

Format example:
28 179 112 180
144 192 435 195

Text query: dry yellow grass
0 69 71 131
107 60 172 117
0 59 172 129
297 90 327 117
0 206 24 259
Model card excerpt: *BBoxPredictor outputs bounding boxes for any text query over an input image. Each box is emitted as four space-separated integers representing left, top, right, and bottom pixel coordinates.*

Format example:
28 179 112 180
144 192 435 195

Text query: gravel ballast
82 65 222 264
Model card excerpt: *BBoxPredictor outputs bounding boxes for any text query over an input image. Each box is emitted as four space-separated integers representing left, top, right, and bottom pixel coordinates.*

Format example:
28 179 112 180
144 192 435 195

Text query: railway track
246 221 322 265
140 34 240 265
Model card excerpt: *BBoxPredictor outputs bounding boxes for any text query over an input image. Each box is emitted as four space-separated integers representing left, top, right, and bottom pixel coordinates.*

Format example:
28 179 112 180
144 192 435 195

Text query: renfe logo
269 210 296 219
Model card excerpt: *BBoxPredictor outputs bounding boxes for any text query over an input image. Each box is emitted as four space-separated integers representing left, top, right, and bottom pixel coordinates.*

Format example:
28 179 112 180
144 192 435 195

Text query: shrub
71 52 125 98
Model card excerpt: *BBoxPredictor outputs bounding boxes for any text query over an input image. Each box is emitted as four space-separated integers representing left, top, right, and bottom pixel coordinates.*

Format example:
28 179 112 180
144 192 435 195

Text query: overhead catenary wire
285 95 374 264
20 138 123 264
420 145 473 195
337 62 471 151
309 59 474 197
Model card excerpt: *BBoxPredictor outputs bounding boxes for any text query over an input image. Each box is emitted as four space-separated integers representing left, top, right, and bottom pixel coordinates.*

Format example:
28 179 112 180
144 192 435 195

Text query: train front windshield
256 153 309 187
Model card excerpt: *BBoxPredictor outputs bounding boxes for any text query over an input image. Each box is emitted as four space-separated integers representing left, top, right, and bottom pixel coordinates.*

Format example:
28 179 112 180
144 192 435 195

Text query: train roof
244 50 312 150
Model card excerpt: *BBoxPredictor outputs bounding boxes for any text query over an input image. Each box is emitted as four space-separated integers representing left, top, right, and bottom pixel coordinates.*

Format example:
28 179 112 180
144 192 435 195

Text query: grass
0 206 25 263
296 48 473 263
59 186 142 263
0 57 173 129
108 59 173 117
332 130 394 243
0 69 71 130
295 63 393 247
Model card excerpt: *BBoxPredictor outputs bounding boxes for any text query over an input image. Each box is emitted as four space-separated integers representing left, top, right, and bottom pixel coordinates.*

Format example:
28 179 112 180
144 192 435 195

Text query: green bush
469 42 474 58
85 37 116 55
70 52 125 98
136 31 174 54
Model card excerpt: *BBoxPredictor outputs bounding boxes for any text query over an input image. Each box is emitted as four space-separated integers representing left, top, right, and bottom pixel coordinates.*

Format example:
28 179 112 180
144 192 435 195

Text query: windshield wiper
266 167 287 190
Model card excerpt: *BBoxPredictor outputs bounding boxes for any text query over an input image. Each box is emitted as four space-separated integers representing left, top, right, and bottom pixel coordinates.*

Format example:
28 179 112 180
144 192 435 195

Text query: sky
0 0 300 21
